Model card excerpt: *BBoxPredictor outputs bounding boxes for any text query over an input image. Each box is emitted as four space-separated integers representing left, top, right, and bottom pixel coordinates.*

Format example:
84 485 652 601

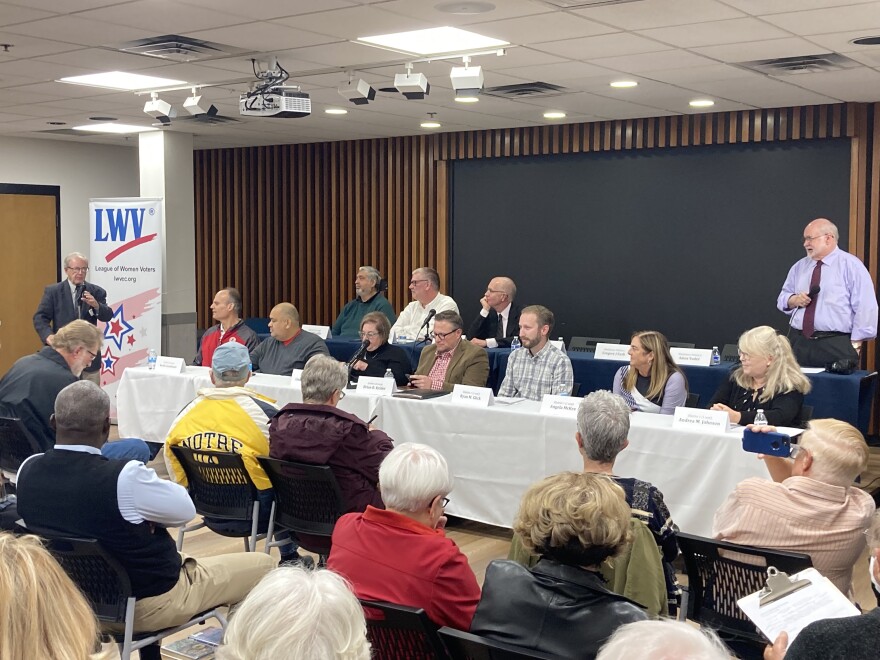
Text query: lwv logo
94 207 158 261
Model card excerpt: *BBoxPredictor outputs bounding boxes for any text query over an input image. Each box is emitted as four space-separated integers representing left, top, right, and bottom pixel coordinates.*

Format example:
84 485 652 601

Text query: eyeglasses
66 266 88 273
358 331 380 338
802 233 830 244
737 351 752 361
790 444 809 460
409 279 428 286
440 497 450 508
486 288 505 294
430 329 460 340
336 389 346 401
83 348 99 360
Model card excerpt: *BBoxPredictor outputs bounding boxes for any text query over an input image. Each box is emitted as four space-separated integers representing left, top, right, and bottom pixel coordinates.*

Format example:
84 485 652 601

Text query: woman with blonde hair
0 532 99 660
612 330 687 414
710 325 811 427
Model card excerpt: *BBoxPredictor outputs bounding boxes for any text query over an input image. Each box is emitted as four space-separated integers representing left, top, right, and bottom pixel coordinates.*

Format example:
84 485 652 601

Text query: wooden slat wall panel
194 102 879 429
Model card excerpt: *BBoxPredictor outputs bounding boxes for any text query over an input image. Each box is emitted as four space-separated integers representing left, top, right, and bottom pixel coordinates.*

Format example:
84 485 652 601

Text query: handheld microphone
75 284 85 319
808 284 820 299
346 339 370 369
416 309 437 344
786 285 821 338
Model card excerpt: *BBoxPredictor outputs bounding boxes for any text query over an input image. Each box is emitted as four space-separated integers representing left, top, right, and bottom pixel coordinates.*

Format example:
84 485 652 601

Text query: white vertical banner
88 198 163 412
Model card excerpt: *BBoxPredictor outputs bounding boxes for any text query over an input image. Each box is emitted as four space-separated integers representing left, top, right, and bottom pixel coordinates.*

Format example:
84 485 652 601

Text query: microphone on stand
346 339 370 369
787 284 820 338
415 309 437 345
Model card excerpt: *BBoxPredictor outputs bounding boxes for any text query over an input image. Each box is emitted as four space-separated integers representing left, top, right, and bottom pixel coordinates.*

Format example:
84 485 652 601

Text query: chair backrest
801 404 814 423
170 447 259 521
677 532 812 643
667 341 696 349
0 417 44 473
569 337 620 353
257 457 346 549
685 392 700 408
42 533 131 624
720 343 740 364
438 627 555 660
359 599 448 660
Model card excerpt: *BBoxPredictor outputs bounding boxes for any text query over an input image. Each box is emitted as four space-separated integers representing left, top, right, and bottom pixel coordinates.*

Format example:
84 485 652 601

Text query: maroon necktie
802 260 823 338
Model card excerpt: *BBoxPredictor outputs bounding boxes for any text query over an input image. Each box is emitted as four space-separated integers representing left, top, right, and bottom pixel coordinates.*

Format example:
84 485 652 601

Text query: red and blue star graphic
101 347 119 376
104 305 134 350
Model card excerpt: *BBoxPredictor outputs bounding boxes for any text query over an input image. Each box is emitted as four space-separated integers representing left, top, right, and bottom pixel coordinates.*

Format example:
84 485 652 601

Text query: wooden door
0 187 59 374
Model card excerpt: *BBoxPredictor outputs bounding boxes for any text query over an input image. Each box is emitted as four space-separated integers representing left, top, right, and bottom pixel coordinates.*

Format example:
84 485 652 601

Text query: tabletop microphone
346 339 370 369
416 309 437 344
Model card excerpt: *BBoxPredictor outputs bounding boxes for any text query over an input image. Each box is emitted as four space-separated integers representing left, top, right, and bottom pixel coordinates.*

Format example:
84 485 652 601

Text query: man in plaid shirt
498 305 573 400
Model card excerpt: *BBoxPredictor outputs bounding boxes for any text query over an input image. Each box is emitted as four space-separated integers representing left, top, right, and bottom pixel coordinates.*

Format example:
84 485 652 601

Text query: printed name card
356 376 396 396
549 339 565 351
154 356 186 374
670 347 713 366
451 384 494 407
302 324 331 339
672 407 730 432
540 394 579 417
290 369 303 386
593 343 630 361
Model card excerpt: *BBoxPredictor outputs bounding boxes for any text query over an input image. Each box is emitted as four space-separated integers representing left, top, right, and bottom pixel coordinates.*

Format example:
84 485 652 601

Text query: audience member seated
16 381 277 634
249 302 329 375
216 566 371 660
328 442 481 631
349 311 410 386
165 342 300 562
612 330 687 414
389 267 458 342
713 419 873 596
192 287 260 366
270 355 393 515
597 620 730 660
498 305 573 400
332 266 396 339
0 532 100 660
471 472 647 658
0 319 148 462
410 311 489 392
467 276 522 348
710 325 811 427
764 511 880 660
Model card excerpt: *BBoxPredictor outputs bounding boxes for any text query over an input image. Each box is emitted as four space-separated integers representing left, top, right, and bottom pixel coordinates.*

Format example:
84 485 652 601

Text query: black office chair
568 337 620 353
359 599 449 660
41 533 227 660
571 382 581 397
438 627 555 660
170 447 265 552
677 533 812 656
667 341 696 349
257 456 346 558
685 392 700 408
721 343 740 364
0 417 43 501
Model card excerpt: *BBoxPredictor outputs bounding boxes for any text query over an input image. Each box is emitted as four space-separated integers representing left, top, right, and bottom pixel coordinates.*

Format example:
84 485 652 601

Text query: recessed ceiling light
325 108 348 115
544 111 566 119
357 27 508 56
421 114 442 129
435 1 496 15
689 99 715 108
59 71 186 91
89 116 117 121
610 80 638 88
455 96 480 103
851 36 880 46
72 123 158 134
46 121 66 125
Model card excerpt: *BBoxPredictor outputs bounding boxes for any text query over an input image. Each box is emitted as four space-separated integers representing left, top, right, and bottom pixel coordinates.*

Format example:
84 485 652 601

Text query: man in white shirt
390 267 458 342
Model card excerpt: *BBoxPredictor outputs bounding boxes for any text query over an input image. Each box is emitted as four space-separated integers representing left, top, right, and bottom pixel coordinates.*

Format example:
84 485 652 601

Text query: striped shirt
713 476 875 596
498 342 573 401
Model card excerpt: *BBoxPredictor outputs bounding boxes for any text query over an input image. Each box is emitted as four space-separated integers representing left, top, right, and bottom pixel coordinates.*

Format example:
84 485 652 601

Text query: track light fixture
143 92 175 124
183 87 217 116
450 56 483 101
338 75 376 105
394 63 430 100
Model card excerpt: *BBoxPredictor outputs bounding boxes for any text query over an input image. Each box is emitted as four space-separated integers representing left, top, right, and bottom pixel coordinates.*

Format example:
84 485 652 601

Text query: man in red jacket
193 288 260 366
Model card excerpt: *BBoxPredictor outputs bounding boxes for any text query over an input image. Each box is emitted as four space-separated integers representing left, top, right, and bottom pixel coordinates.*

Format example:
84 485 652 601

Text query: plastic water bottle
384 368 395 385
396 334 408 345
510 336 521 351
147 348 157 370
558 337 566 353
754 409 768 426
711 346 720 366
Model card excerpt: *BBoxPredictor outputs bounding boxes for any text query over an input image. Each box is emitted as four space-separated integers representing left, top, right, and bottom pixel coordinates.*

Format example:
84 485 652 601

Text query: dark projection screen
450 140 851 349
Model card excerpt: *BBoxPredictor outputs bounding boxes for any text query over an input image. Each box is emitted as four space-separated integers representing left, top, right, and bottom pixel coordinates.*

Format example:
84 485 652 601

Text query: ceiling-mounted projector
239 86 311 118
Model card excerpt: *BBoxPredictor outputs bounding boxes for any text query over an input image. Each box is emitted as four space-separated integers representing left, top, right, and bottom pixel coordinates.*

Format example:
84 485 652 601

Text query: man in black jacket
467 276 522 349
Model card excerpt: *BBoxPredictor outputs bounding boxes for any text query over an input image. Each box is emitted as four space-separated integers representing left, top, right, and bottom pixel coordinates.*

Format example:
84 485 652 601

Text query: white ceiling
1 0 879 149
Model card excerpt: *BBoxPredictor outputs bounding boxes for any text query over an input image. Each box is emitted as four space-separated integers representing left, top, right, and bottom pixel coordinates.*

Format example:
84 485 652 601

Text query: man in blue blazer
33 252 113 383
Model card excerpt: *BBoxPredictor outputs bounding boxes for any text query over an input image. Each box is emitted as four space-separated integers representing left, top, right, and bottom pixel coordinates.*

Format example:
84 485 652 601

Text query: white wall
0 136 139 265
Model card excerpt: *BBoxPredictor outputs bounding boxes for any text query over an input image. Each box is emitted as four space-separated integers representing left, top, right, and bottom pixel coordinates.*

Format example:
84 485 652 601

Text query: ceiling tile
0 3 56 27
177 0 358 21
184 21 336 52
535 32 671 60
490 60 612 83
693 37 829 63
722 0 879 15
273 5 432 40
0 31 82 58
644 63 759 85
76 1 250 34
760 3 880 36
380 0 548 24
2 0 128 12
805 29 880 53
773 66 880 101
591 49 716 74
5 15 152 46
637 18 792 49
466 11 615 45
572 0 746 30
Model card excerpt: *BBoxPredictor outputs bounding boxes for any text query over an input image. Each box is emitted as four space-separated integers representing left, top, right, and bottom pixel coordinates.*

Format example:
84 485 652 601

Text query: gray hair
868 511 880 549
413 267 440 290
597 620 729 660
498 277 517 301
379 443 454 512
212 366 249 386
216 566 370 660
54 381 109 435
52 320 102 354
223 287 243 316
799 418 869 487
577 390 630 464
358 266 381 287
63 252 88 269
433 310 463 331
811 218 839 241
301 355 348 403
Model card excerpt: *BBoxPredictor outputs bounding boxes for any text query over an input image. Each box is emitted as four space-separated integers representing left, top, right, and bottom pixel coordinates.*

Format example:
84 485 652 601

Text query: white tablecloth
378 398 766 537
116 367 379 443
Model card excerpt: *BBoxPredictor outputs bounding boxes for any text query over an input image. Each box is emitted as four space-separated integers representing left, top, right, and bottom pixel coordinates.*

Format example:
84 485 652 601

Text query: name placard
154 356 186 374
540 394 579 417
356 376 395 396
672 407 729 432
670 347 712 366
549 339 565 351
594 343 630 361
290 369 303 386
451 384 493 407
301 324 331 339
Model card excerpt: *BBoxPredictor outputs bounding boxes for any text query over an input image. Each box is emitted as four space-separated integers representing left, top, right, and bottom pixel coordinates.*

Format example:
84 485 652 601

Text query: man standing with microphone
778 218 878 367
33 252 112 384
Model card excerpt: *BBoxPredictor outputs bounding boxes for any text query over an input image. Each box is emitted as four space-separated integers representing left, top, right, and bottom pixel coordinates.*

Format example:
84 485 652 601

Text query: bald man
778 218 878 367
249 303 329 376
467 276 522 349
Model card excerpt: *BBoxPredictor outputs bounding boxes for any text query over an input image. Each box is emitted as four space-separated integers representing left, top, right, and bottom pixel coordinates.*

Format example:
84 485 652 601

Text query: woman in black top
349 311 410 386
709 325 812 427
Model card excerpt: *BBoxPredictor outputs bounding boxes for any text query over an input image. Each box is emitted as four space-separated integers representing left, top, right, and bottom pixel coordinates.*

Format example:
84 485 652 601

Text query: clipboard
758 566 812 606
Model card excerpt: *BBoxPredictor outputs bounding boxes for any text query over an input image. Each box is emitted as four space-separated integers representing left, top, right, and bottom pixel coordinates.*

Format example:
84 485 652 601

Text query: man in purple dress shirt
777 218 878 367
